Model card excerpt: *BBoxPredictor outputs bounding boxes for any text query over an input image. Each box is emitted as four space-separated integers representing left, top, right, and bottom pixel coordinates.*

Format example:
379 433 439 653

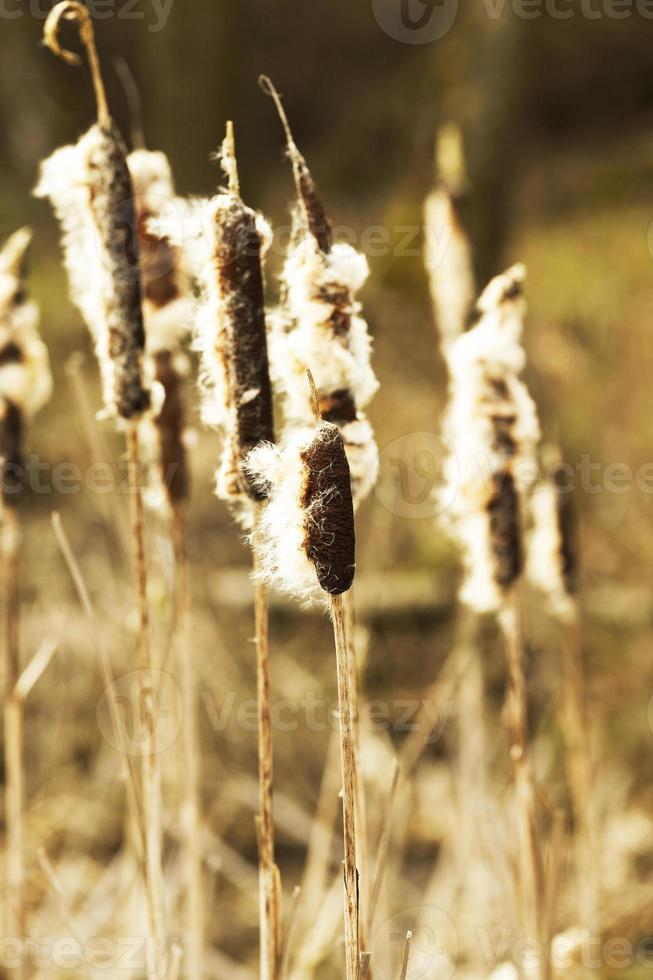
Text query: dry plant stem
127 423 165 977
398 932 412 980
3 507 23 978
171 503 203 980
560 606 597 936
331 593 360 980
343 589 369 944
498 591 543 972
253 514 280 980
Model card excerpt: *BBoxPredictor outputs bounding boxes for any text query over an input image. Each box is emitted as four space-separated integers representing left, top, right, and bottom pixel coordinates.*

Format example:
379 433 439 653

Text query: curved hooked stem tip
306 369 322 424
222 120 240 197
43 1 110 128
258 74 299 157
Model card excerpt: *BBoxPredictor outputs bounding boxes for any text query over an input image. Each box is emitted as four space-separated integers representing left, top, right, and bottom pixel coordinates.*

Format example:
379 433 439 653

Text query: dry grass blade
368 759 400 931
50 512 144 859
172 503 204 980
280 885 301 980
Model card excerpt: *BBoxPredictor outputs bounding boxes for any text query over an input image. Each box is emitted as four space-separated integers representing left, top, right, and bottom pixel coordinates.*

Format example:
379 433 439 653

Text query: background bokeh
2 1 653 976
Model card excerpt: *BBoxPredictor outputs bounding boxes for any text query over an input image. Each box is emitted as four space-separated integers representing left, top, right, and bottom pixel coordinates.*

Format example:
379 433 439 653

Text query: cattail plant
260 76 377 942
161 122 281 977
34 5 164 974
527 460 596 936
423 123 476 349
0 227 52 975
259 76 379 510
128 147 204 978
245 372 361 980
441 263 544 966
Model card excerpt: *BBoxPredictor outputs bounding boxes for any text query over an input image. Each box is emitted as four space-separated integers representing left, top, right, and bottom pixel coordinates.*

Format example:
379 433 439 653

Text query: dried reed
246 372 361 977
37 6 164 973
0 227 52 977
441 264 544 968
128 139 202 979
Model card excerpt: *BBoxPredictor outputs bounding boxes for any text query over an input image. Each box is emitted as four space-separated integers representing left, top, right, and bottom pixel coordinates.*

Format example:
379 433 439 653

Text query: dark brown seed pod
258 75 332 254
553 464 578 595
215 130 275 501
0 401 24 507
487 470 523 589
318 388 357 426
300 421 356 595
153 350 188 505
88 121 150 420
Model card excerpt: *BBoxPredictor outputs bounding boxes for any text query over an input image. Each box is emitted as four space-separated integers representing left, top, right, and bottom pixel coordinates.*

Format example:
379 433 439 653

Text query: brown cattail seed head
213 194 275 499
89 122 150 419
300 421 355 595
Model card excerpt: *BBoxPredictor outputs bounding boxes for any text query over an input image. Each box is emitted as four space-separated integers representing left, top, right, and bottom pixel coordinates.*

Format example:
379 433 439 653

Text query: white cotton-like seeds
35 132 115 410
526 481 575 621
340 418 379 505
128 149 194 358
441 263 541 613
35 123 150 420
0 229 52 417
246 429 323 605
269 234 379 507
272 237 378 422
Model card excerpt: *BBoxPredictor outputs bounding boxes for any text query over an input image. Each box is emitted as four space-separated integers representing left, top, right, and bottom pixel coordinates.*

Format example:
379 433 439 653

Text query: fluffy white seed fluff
128 149 194 358
0 229 52 417
269 232 379 506
526 480 575 621
34 126 121 417
246 429 328 606
270 236 377 421
441 263 541 612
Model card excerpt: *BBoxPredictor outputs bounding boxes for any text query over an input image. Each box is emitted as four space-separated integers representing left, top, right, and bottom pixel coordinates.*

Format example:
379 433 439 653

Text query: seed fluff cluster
527 461 578 621
441 263 541 612
246 417 356 607
0 229 52 505
260 76 379 509
129 148 194 509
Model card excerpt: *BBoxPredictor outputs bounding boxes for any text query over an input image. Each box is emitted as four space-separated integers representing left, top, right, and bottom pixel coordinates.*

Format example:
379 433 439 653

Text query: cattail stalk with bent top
260 78 377 943
246 372 360 980
0 228 52 977
442 264 544 968
35 6 164 974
